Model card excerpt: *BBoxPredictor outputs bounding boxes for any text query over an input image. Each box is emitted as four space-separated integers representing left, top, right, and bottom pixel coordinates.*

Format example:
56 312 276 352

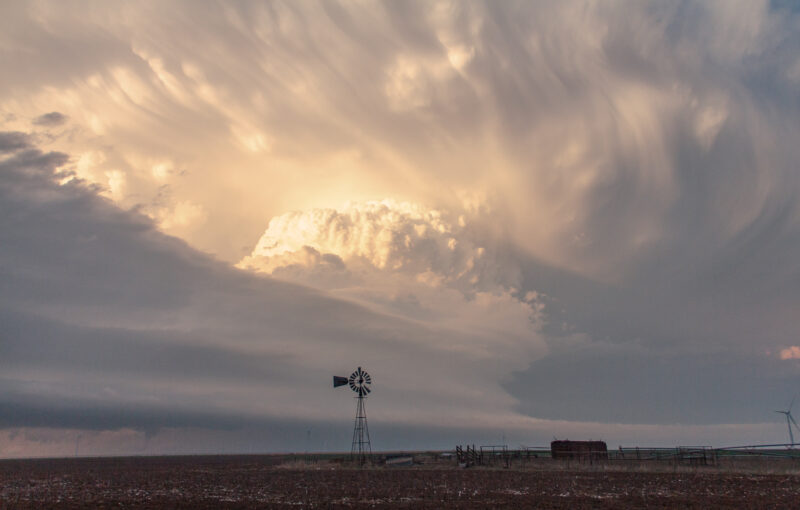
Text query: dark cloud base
0 398 517 453
507 348 800 425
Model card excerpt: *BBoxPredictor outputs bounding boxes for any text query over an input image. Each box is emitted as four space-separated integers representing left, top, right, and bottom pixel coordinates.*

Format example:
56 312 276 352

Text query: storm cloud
0 134 551 455
1 1 800 456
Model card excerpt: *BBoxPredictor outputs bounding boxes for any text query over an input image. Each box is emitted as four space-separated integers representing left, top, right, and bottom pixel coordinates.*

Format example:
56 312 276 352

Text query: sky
1 0 800 457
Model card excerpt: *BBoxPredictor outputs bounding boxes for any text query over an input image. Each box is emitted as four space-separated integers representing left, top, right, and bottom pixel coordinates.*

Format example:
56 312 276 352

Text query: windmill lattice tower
333 367 372 465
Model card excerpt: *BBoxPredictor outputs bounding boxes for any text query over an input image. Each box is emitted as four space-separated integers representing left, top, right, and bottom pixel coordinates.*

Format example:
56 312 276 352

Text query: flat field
1 455 799 509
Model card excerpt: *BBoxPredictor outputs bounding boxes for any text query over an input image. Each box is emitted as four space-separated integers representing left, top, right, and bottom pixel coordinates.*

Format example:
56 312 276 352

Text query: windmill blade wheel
348 366 372 396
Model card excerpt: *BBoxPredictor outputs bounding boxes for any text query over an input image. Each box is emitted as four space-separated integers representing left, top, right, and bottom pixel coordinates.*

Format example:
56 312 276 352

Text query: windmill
775 396 800 447
333 366 372 465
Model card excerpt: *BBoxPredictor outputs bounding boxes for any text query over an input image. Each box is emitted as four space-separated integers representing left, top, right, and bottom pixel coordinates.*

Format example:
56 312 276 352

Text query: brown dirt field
1 455 799 509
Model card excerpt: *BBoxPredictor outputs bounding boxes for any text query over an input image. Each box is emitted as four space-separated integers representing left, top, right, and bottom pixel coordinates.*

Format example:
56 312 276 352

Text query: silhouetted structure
455 444 480 467
333 367 372 465
774 396 800 447
551 440 608 461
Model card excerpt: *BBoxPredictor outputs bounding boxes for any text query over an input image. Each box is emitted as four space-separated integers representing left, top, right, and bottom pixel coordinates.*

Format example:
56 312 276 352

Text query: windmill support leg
351 395 372 465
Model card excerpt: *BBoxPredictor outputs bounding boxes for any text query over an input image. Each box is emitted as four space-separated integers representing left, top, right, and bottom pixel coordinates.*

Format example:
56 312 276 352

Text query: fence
453 442 800 467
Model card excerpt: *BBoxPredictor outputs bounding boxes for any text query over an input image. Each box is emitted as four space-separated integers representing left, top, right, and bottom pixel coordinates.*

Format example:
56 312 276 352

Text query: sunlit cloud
780 346 800 360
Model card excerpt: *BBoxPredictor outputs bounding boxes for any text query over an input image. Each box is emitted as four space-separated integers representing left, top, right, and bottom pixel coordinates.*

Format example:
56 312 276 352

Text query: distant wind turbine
775 396 800 447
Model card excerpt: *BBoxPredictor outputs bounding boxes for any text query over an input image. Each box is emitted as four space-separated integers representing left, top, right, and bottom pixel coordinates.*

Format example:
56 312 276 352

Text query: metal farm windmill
775 396 800 447
333 366 372 464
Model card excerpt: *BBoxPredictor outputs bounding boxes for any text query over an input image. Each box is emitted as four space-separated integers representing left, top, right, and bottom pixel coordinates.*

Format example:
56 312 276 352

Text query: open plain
1 454 799 509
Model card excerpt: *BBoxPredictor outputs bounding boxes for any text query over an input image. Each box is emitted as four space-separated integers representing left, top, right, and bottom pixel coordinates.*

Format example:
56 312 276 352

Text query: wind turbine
775 396 800 447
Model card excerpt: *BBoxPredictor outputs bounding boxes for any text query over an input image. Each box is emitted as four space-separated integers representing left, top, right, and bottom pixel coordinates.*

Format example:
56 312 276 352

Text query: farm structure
550 440 608 462
452 441 729 467
455 444 513 468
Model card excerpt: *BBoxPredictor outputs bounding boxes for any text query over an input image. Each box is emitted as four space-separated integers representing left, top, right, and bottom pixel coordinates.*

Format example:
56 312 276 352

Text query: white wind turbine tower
775 396 800 447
